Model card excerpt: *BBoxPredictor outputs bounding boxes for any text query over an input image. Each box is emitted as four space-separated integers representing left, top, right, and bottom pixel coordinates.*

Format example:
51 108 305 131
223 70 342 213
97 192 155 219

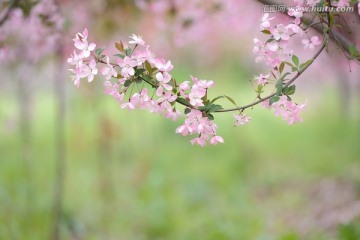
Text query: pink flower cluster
176 76 225 146
254 0 326 68
0 0 63 63
68 29 224 146
67 28 98 87
262 96 306 125
176 109 224 147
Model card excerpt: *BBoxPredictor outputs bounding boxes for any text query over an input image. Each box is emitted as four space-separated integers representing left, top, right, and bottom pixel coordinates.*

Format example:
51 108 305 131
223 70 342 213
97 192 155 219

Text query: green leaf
224 95 237 106
261 29 271 35
283 85 296 95
283 61 295 68
275 80 283 96
184 108 191 114
279 62 285 74
207 104 223 113
141 75 152 82
207 114 214 120
299 59 314 70
95 48 104 56
135 69 146 76
292 55 299 66
114 53 125 59
125 48 132 56
269 96 280 105
145 61 153 74
124 80 132 87
280 72 291 81
349 45 357 57
176 98 191 107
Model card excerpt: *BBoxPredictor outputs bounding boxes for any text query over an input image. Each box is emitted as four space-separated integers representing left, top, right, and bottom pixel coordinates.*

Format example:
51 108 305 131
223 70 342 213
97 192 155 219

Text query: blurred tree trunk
16 65 34 213
51 42 66 240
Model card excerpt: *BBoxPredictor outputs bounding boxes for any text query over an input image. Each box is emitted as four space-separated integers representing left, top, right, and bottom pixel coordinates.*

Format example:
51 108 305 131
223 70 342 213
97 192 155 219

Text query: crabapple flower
256 74 270 86
271 24 290 41
87 59 98 82
101 56 118 80
260 13 274 29
69 61 90 87
176 109 222 146
117 56 137 77
272 96 306 125
210 136 224 145
335 0 350 7
73 28 96 58
67 51 82 65
306 0 320 7
358 2 360 15
302 36 321 50
188 76 214 107
233 113 252 126
129 34 145 46
154 58 173 72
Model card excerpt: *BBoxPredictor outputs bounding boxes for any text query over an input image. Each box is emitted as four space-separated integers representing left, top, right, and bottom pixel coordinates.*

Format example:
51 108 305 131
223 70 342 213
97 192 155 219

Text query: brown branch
215 44 326 113
0 0 19 26
254 0 360 63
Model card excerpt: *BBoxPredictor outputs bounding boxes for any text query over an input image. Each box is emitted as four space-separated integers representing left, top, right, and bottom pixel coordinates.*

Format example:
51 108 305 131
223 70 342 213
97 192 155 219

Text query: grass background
0 61 360 240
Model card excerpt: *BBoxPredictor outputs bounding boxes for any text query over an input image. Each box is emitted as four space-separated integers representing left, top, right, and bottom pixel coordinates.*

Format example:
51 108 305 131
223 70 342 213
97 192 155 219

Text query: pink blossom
104 81 119 96
233 113 252 126
256 74 270 86
153 58 173 72
101 56 118 80
73 28 96 58
272 96 306 124
129 34 145 46
306 0 320 6
87 59 98 82
210 136 224 145
158 91 177 103
271 24 290 41
190 137 207 147
117 56 137 77
302 36 322 50
165 109 182 121
335 0 350 7
67 51 82 65
260 13 274 29
69 61 89 87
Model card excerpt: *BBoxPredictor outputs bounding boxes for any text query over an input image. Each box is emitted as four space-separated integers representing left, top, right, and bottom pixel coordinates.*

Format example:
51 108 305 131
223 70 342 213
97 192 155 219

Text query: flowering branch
68 0 359 146
215 43 325 113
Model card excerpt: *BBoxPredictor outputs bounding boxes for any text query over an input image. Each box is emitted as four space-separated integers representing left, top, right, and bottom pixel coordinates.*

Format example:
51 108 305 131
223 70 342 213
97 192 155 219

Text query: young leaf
145 61 153 74
95 48 104 56
207 114 215 120
124 80 132 87
125 48 132 56
299 59 314 70
275 80 283 96
177 98 191 107
283 85 296 95
269 96 280 105
114 53 125 59
115 42 124 52
292 55 299 66
279 62 285 74
207 104 223 113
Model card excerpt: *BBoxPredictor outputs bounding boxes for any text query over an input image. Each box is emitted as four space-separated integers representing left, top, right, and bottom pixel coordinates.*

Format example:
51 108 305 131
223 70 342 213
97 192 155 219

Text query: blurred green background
1 1 360 239
1 60 360 240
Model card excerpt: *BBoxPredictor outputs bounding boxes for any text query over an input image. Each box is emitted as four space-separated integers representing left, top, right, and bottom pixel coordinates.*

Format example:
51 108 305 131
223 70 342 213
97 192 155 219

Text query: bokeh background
1 0 360 239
